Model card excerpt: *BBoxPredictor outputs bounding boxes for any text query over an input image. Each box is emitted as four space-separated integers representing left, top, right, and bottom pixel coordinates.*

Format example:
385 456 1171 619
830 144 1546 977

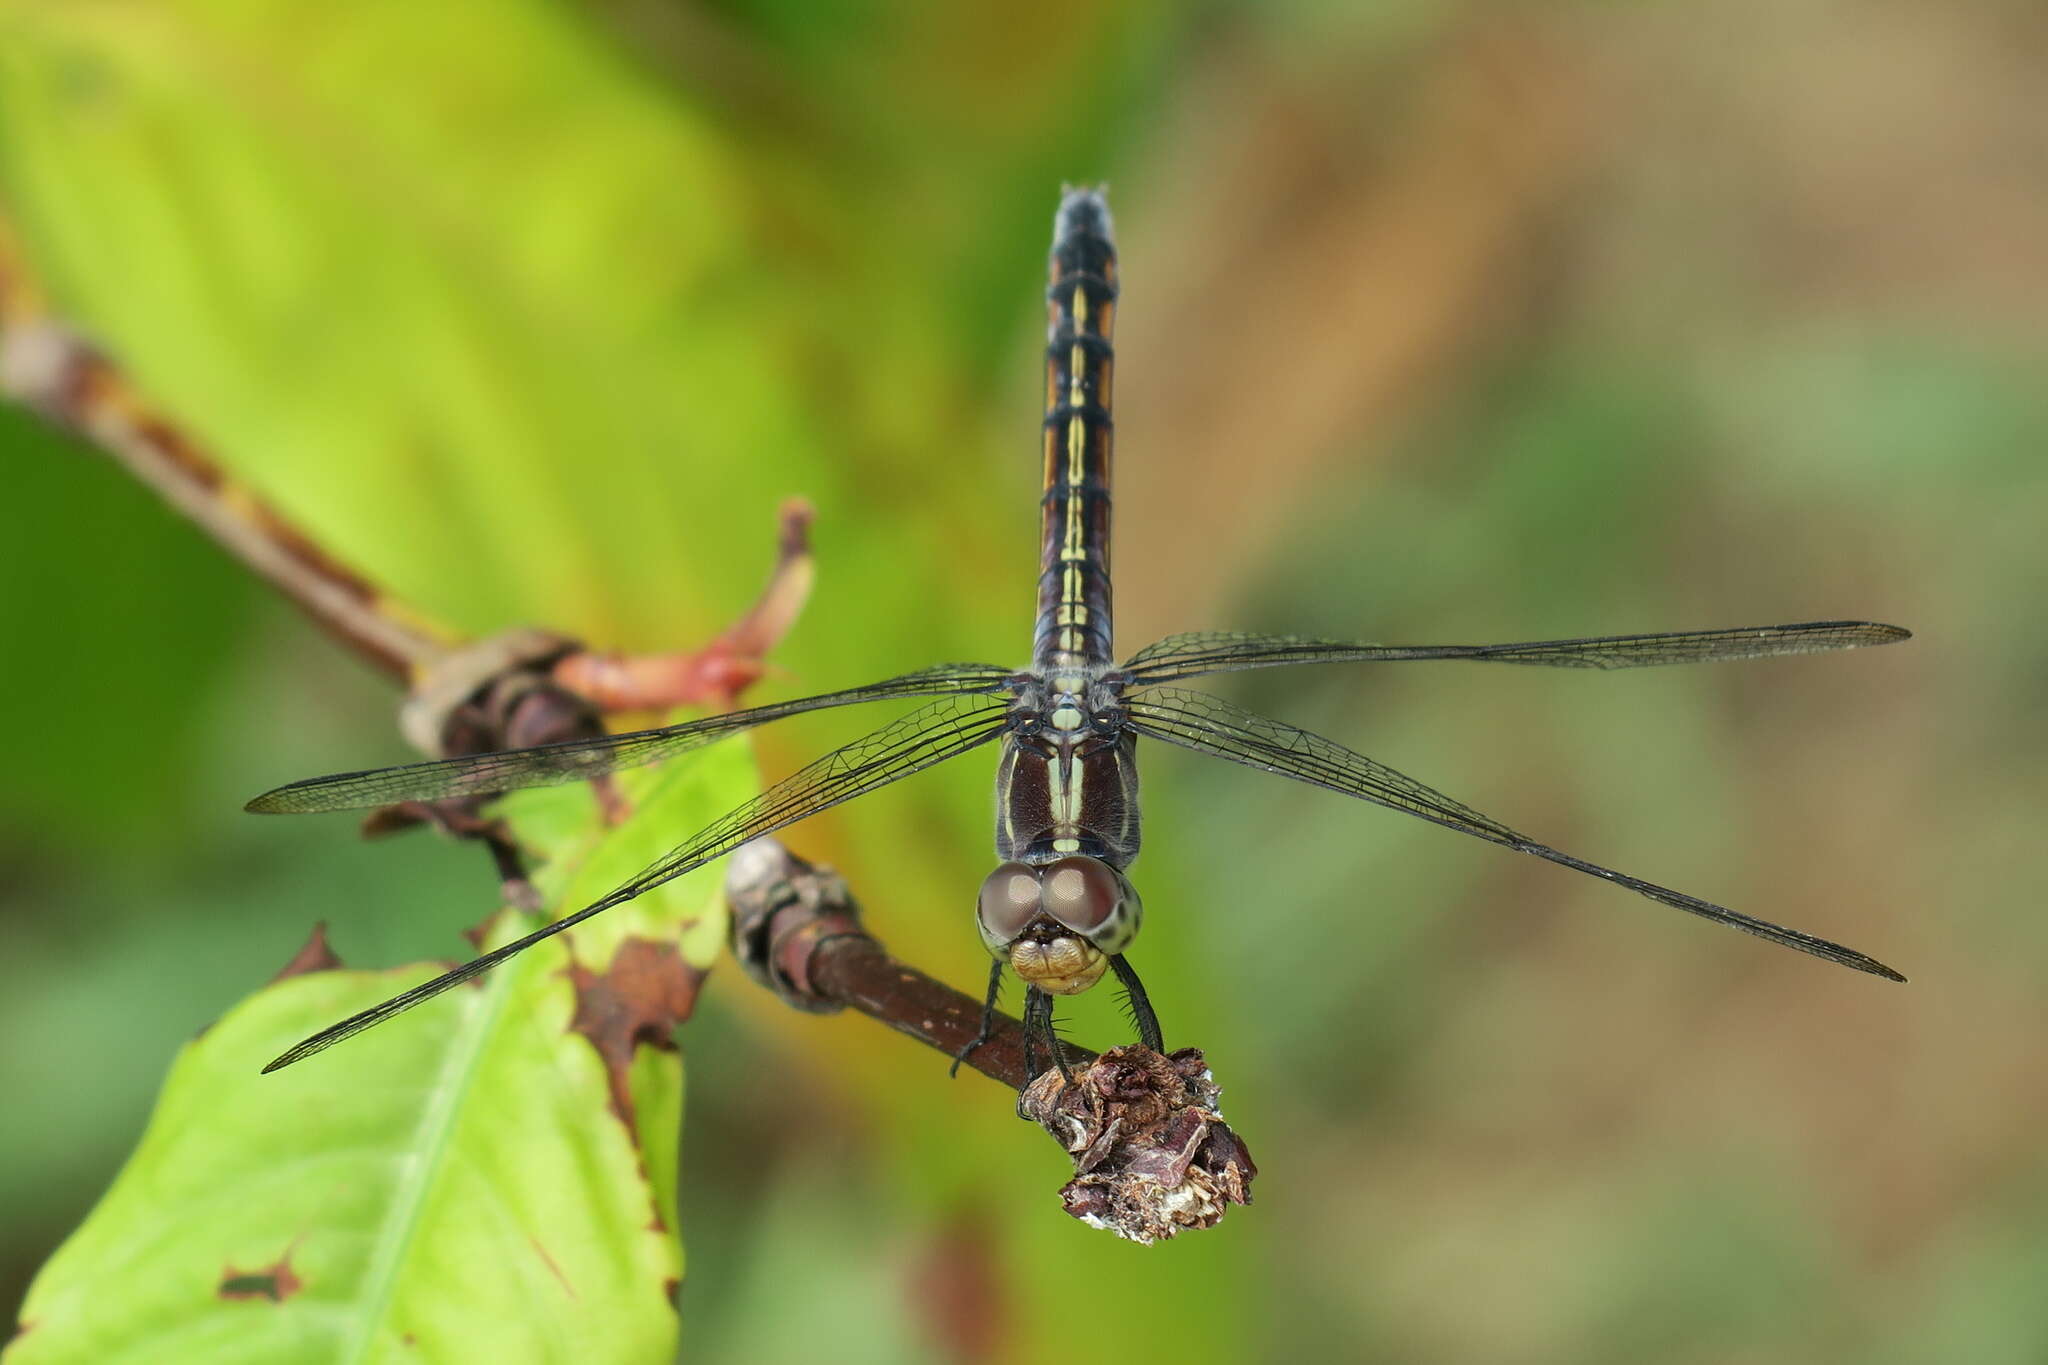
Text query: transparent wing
1124 686 1903 981
246 663 1010 813
263 693 1012 1071
1121 622 1910 685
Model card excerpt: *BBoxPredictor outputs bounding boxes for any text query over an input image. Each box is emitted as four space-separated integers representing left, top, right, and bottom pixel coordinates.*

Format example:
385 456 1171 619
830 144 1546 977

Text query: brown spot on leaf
269 923 343 982
567 937 706 1125
218 1249 304 1303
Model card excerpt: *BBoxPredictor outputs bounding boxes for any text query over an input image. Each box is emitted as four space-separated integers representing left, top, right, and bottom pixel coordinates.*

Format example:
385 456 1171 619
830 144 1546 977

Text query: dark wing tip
1829 940 1906 982
1828 621 1911 645
261 1037 317 1072
262 1021 349 1072
245 778 324 813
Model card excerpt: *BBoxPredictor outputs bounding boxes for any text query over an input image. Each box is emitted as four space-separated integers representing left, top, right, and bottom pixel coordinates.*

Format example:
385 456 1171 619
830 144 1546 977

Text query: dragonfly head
976 856 1142 995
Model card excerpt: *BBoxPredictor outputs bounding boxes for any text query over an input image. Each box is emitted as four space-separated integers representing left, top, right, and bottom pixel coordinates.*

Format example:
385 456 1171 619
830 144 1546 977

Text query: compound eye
1040 856 1131 941
976 862 1042 953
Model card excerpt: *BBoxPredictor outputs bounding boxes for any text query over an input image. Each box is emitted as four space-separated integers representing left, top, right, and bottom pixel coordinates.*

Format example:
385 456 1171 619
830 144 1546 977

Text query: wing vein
1124 687 1903 982
263 694 1011 1070
1121 622 1910 684
247 664 1009 813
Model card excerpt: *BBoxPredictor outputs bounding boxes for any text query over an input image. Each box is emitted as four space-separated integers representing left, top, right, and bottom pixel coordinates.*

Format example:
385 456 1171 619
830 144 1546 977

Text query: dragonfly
249 187 1909 1076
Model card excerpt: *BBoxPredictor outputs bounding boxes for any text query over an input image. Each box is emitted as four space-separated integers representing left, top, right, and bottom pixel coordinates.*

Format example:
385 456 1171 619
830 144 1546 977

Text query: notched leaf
268 923 343 982
1020 1047 1257 1244
216 1249 304 1303
567 937 706 1125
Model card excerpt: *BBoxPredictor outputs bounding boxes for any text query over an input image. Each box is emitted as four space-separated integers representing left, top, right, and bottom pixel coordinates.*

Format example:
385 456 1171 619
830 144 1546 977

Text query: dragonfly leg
1020 986 1077 1085
948 959 1005 1078
1020 987 1042 1082
1015 988 1086 1122
1040 988 1079 1085
1108 953 1165 1053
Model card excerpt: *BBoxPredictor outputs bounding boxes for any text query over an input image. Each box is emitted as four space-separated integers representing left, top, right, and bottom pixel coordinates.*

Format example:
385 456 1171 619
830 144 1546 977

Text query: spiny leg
1020 986 1044 1083
1021 986 1077 1085
949 959 1006 1078
1109 953 1165 1053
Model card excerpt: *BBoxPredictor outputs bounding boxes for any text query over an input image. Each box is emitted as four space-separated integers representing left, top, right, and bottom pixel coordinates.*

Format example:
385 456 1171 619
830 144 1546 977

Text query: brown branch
724 839 1258 1241
723 837 1053 1089
1 205 814 906
0 213 447 682
0 208 814 731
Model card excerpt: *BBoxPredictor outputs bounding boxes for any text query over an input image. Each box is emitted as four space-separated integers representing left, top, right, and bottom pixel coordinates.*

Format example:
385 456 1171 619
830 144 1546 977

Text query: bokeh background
2 2 2043 1361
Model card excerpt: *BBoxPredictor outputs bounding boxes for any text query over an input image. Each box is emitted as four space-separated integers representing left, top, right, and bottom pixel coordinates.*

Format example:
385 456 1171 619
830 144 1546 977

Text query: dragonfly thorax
994 669 1141 870
1004 669 1127 737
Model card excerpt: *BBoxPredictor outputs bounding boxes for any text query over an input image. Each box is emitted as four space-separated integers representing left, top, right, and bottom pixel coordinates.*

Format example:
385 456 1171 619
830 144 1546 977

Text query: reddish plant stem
0 224 441 682
0 211 813 724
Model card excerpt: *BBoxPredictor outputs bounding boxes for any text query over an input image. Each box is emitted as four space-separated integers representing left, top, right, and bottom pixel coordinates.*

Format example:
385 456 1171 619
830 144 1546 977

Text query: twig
723 837 1055 1089
0 207 811 904
551 499 815 713
0 216 443 682
724 839 1258 1240
0 208 815 733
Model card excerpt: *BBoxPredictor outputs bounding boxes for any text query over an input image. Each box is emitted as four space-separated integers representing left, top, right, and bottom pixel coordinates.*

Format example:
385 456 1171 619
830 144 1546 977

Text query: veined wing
1121 622 1910 685
1124 686 1904 982
246 663 1009 813
264 692 1012 1071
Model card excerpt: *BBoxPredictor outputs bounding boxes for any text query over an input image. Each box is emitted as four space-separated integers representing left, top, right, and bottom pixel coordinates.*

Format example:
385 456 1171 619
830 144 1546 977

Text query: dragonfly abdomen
1034 188 1118 672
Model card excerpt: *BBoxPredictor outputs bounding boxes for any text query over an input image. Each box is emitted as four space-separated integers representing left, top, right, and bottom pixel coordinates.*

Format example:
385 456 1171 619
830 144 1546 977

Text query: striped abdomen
1032 188 1118 673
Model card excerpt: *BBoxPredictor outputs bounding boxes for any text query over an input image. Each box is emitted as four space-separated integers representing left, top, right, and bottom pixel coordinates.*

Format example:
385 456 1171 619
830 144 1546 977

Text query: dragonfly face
975 855 1143 995
246 185 1909 1081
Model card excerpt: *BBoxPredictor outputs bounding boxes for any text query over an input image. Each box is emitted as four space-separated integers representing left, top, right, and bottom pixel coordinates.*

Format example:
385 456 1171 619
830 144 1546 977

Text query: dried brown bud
1019 1046 1256 1243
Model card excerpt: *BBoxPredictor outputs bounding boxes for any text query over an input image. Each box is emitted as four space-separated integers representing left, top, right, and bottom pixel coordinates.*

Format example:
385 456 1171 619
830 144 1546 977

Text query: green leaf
7 735 756 1365
0 0 776 643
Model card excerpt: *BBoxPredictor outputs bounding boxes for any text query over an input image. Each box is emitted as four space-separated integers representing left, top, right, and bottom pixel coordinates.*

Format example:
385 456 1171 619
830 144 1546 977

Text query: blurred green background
1 1 2041 1361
